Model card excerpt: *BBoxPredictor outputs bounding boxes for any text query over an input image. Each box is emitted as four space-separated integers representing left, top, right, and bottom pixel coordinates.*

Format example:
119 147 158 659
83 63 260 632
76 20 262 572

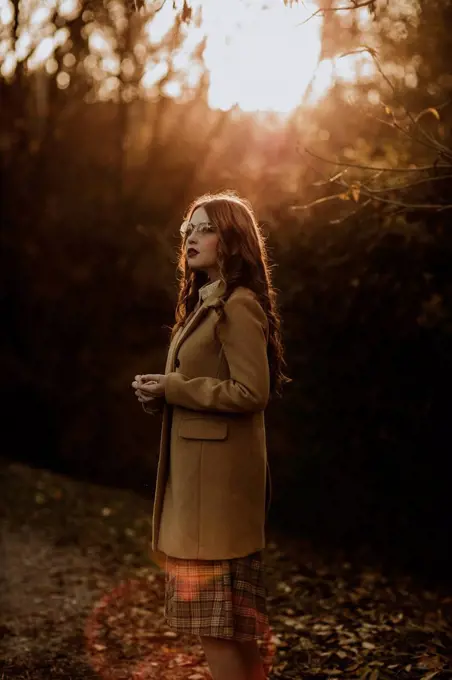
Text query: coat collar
199 278 226 308
198 278 223 304
169 279 226 372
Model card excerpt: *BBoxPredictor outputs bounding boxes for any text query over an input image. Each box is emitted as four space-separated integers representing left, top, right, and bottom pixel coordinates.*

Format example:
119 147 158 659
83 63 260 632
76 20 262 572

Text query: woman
131 191 289 680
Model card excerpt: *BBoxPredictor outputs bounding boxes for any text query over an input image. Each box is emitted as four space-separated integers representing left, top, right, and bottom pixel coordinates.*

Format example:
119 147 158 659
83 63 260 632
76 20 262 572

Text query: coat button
175 359 180 368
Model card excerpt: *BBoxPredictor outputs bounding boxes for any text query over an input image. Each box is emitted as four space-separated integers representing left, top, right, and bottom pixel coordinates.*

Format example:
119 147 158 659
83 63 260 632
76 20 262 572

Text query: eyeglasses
180 220 217 238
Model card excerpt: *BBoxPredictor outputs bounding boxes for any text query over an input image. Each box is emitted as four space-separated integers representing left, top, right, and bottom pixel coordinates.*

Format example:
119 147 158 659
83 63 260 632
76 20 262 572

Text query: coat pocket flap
179 418 228 440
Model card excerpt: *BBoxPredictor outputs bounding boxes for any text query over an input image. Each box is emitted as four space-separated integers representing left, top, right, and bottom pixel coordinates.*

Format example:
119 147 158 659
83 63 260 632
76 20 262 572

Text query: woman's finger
135 387 152 395
140 374 159 383
136 391 154 402
138 383 159 394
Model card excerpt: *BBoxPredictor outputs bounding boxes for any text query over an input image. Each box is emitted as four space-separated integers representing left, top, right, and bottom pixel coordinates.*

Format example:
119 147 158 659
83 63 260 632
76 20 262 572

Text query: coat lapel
167 280 226 373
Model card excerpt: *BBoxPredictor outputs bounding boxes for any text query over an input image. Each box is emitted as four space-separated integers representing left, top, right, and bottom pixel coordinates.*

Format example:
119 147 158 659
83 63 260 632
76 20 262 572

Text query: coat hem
155 542 266 561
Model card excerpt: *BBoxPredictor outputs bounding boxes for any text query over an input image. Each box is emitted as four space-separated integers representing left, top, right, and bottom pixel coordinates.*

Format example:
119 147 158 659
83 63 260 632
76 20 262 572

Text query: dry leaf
351 184 360 202
362 641 376 650
174 653 198 667
415 107 440 123
417 654 443 670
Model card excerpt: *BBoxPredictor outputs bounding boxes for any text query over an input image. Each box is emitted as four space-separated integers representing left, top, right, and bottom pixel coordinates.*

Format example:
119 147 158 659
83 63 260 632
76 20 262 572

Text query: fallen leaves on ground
1 459 451 680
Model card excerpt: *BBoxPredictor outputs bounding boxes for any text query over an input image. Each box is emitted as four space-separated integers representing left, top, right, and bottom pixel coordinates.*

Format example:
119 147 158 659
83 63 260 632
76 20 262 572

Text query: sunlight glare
141 0 324 113
1 51 16 77
200 0 323 112
102 55 120 74
0 39 10 60
144 0 178 45
97 75 120 101
30 5 52 26
54 27 70 47
15 31 32 61
0 0 13 26
357 6 371 29
163 80 182 98
28 36 54 69
3 0 374 112
142 59 168 89
308 59 333 103
336 51 372 82
59 0 80 20
89 30 112 55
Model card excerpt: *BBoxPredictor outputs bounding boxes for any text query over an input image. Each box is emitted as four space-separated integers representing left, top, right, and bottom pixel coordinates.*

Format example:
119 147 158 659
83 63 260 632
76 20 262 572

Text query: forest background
2 0 452 579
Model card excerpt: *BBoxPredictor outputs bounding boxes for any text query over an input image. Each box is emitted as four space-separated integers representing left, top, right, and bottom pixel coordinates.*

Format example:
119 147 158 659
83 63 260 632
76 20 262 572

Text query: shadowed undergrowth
1 456 451 680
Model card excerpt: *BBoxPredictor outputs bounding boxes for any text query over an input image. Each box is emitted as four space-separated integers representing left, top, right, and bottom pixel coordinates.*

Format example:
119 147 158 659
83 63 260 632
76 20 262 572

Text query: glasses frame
180 220 217 238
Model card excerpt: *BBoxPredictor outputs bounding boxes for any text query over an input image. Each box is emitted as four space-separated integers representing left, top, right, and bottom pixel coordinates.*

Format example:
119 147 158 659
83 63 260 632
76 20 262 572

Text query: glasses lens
180 221 215 237
180 221 191 237
197 222 215 234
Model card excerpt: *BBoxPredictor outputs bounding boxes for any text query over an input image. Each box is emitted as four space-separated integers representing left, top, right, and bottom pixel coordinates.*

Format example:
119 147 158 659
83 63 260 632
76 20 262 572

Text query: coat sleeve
164 293 270 413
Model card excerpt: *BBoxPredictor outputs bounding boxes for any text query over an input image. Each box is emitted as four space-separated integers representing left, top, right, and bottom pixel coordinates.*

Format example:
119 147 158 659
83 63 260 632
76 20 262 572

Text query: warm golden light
143 0 325 113
0 0 14 25
141 0 377 113
1 0 379 111
201 0 323 112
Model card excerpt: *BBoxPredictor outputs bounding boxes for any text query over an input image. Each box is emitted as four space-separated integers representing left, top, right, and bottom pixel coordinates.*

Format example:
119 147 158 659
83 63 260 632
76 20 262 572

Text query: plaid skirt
164 550 269 640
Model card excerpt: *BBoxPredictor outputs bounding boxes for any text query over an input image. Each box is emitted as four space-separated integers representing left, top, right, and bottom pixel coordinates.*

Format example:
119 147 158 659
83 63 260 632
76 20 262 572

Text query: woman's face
184 206 221 281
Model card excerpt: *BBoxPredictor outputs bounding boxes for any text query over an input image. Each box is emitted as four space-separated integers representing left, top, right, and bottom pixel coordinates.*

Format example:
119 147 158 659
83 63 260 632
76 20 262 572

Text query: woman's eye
181 222 215 237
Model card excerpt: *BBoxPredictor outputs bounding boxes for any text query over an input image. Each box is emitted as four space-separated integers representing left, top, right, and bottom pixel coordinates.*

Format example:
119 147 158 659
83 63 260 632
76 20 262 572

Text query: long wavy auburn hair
171 190 291 399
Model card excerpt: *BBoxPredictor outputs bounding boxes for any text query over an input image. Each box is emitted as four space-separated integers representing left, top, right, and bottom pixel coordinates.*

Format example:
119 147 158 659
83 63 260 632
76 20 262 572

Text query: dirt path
1 457 451 680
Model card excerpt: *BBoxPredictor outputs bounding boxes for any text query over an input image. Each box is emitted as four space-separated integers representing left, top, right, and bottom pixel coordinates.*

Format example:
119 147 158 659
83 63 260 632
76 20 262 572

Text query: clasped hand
132 374 167 402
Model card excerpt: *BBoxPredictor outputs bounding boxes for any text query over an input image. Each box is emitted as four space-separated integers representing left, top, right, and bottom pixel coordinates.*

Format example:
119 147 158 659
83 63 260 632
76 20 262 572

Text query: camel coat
143 279 272 560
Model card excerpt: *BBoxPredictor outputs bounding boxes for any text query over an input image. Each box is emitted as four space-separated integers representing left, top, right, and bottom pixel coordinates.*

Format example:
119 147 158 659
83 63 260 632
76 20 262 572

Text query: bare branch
303 147 450 173
312 170 347 186
340 47 452 163
152 0 168 12
328 198 373 223
357 174 452 194
328 198 372 224
297 0 376 26
296 156 452 214
293 186 452 212
330 170 452 208
290 192 349 210
355 189 452 211
132 0 167 13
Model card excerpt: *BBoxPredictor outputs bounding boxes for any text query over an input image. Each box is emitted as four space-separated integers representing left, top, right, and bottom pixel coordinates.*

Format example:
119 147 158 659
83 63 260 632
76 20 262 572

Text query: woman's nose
187 233 199 245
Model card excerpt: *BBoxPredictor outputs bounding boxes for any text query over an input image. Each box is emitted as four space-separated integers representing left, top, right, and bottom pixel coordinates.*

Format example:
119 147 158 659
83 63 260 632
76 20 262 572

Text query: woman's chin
188 260 204 270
